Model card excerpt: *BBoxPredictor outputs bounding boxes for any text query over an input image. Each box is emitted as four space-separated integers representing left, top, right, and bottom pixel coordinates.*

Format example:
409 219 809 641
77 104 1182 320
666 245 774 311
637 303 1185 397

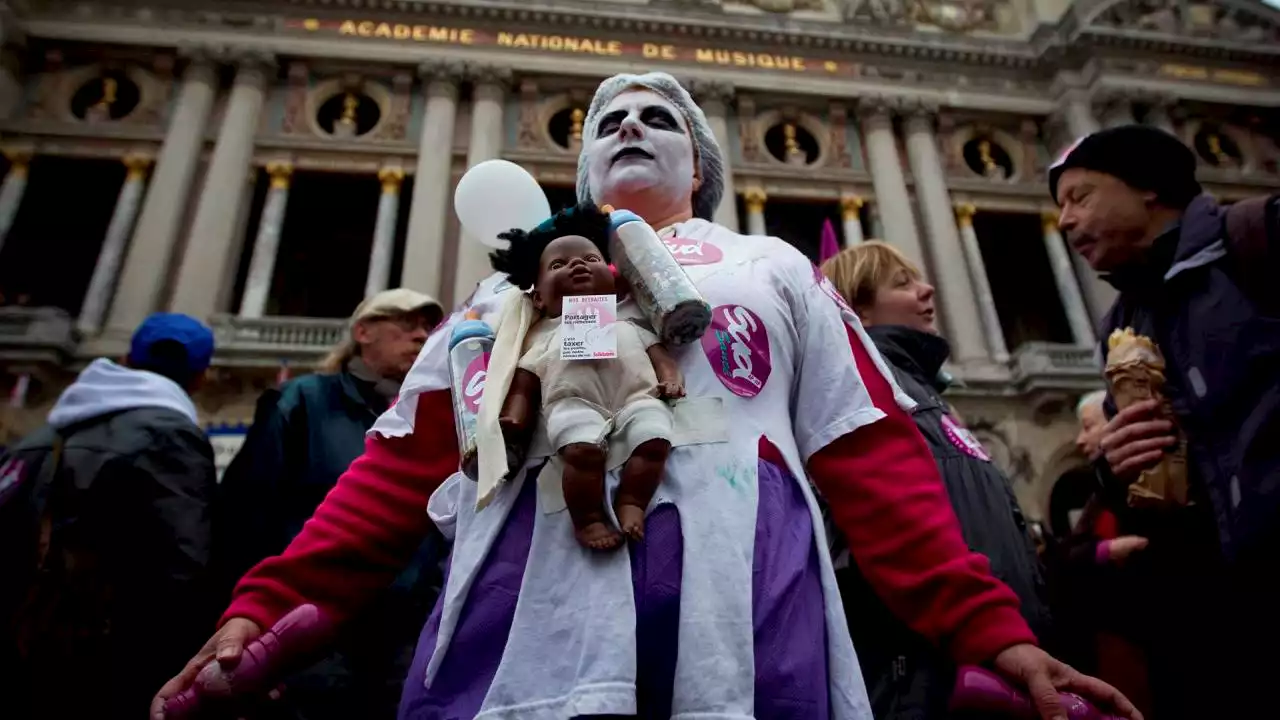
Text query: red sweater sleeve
806 326 1036 665
221 390 458 630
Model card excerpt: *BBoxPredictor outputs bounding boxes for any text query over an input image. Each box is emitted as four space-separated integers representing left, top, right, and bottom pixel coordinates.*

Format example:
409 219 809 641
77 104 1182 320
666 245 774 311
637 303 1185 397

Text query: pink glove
950 666 1125 720
163 605 333 719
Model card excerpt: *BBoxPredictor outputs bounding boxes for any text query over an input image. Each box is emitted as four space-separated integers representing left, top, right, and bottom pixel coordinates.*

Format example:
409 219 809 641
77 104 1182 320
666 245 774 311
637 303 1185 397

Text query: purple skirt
398 458 829 719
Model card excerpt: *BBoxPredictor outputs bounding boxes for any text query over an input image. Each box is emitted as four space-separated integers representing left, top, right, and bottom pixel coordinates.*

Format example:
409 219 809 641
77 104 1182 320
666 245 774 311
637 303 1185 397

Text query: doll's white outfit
518 313 673 457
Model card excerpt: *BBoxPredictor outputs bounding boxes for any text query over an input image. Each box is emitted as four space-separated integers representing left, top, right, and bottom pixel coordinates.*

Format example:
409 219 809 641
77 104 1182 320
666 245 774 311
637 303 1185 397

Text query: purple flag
819 218 841 264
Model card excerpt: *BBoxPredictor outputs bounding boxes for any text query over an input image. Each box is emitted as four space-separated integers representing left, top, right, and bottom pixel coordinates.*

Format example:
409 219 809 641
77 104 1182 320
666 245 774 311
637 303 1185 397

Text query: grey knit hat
576 72 725 221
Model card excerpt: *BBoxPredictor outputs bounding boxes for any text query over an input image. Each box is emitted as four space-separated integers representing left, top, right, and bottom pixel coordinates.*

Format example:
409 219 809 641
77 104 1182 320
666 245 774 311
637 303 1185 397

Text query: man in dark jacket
0 313 218 719
1051 124 1280 719
214 288 444 720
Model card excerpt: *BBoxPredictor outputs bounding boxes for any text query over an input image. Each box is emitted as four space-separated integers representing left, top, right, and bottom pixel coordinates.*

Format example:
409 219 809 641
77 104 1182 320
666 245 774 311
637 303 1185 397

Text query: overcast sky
1266 0 1280 9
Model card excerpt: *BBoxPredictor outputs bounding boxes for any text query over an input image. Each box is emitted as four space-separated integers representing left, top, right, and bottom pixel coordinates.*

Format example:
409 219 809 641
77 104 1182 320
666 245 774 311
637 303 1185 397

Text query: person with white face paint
154 73 1140 720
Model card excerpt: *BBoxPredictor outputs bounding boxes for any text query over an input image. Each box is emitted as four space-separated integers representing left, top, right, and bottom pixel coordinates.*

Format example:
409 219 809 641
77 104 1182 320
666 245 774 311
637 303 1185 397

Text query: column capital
840 194 864 219
2 142 31 172
419 59 466 84
854 96 896 124
899 97 940 126
688 79 735 107
743 186 767 213
465 63 513 90
122 153 153 180
266 160 293 189
1041 210 1062 232
954 202 977 226
379 165 406 194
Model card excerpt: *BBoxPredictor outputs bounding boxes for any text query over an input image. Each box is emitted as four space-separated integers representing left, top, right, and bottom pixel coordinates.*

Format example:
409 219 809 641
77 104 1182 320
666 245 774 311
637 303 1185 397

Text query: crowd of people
0 71 1276 720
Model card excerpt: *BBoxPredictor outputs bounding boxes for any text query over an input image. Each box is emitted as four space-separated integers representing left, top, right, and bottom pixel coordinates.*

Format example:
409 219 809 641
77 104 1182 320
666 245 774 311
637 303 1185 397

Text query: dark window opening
267 171 380 318
974 210 1073 349
762 198 841 264
0 156 124 314
543 185 579 214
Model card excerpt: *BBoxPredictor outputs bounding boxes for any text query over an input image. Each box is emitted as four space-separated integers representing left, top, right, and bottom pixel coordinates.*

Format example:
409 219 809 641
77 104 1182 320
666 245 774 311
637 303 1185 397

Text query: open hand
150 617 263 719
1106 535 1149 564
994 643 1142 720
1100 399 1177 482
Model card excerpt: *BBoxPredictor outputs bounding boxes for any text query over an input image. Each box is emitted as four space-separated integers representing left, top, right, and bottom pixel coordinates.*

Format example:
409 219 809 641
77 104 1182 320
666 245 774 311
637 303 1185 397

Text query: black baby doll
490 202 684 550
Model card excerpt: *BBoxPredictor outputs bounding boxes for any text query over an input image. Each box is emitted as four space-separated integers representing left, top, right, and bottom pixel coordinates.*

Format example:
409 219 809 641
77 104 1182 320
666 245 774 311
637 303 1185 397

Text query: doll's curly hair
489 201 612 291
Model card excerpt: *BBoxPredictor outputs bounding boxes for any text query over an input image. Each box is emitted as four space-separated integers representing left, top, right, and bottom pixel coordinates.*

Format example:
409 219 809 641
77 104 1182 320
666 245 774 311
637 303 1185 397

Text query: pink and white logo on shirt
813 264 854 314
461 352 490 414
701 305 771 398
665 236 723 266
941 414 991 462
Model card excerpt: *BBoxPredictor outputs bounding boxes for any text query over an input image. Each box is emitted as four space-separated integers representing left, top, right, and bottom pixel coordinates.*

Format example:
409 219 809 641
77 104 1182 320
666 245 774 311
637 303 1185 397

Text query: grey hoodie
48 358 199 429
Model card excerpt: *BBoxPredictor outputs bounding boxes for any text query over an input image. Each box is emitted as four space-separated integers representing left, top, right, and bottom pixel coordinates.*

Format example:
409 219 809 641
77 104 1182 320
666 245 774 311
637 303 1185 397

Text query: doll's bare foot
576 522 623 550
616 503 647 541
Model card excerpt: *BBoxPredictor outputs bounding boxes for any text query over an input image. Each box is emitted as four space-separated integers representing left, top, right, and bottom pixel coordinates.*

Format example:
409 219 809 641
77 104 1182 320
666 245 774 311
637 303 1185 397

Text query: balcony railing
209 314 348 367
0 307 77 364
1010 341 1103 391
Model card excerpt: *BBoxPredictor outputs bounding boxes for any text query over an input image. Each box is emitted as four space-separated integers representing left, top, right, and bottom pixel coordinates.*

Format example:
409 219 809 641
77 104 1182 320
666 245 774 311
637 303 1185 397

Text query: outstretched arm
222 390 458 630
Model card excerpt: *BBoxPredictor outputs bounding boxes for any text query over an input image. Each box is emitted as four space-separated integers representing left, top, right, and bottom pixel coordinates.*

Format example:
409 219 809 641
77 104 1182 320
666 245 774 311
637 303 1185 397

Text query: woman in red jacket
153 72 1137 720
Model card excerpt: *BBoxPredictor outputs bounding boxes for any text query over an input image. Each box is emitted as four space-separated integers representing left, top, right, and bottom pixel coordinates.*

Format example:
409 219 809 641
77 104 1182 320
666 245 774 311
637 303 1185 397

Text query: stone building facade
0 0 1277 526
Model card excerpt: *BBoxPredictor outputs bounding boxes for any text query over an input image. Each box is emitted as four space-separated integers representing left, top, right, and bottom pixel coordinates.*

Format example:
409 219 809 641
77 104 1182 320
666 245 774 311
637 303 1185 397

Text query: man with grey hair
159 73 1137 720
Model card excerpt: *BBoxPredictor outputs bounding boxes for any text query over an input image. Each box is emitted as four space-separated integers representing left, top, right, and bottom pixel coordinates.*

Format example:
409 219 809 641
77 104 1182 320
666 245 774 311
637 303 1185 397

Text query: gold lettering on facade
643 44 676 60
498 32 619 55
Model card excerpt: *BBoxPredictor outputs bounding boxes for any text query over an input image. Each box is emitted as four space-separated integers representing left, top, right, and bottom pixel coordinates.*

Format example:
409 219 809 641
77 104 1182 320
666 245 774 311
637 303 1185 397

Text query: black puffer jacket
0 361 217 720
839 325 1050 720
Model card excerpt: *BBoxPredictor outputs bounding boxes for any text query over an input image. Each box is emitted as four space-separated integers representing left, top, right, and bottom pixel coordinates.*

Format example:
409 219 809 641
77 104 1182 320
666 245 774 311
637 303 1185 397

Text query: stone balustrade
0 307 77 364
209 313 347 367
1010 341 1102 392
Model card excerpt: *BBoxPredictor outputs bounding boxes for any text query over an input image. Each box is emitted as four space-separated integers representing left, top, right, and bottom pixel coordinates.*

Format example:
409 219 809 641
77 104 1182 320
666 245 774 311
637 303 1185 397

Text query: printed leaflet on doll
561 294 618 360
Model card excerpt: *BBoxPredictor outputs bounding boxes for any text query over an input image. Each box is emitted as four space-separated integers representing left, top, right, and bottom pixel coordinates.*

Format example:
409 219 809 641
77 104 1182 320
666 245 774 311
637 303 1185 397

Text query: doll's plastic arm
500 367 542 436
646 345 685 396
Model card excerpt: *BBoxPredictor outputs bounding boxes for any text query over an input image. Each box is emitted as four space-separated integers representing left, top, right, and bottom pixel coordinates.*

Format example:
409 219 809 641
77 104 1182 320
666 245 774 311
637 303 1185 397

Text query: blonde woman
822 241 1051 720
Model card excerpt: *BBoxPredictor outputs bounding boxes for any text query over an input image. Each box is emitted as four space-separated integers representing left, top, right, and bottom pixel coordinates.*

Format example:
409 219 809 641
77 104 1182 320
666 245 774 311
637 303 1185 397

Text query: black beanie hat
1049 125 1202 209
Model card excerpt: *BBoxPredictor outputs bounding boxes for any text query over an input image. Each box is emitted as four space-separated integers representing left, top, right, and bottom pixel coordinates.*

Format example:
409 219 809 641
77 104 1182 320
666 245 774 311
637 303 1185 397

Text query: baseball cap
129 313 215 376
351 288 444 328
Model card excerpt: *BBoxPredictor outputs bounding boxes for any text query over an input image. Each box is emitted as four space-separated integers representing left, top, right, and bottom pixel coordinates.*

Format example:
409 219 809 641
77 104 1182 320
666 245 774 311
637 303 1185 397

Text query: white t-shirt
374 219 910 720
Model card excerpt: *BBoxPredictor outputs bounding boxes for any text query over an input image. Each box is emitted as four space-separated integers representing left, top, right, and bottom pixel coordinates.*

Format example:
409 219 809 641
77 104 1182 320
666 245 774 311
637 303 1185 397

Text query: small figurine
490 202 685 550
1104 327 1190 507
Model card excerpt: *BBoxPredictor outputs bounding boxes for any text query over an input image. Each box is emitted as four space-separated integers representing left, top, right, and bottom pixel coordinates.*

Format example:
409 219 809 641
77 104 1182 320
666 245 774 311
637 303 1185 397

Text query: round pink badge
665 236 723 266
701 305 771 398
941 415 991 462
461 352 490 414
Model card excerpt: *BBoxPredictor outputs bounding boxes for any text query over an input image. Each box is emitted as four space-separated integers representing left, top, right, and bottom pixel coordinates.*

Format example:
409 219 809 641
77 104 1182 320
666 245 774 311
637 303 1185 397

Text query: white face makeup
585 89 697 214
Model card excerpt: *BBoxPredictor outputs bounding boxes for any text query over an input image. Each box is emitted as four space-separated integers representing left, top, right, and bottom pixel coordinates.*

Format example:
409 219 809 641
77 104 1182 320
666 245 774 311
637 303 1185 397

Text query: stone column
1055 93 1118 322
451 65 510 306
743 187 767 237
856 97 925 269
238 161 293 319
402 61 462 296
1096 92 1135 129
1061 92 1100 140
0 146 30 255
106 51 217 337
1041 210 1096 346
78 154 152 335
902 105 989 363
840 195 864 246
169 51 272 318
954 204 1009 363
691 80 739 231
365 164 405 298
1143 95 1177 136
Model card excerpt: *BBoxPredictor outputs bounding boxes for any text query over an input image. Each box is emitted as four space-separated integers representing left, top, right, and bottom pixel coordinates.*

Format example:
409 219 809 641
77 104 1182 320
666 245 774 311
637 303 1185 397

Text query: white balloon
454 159 552 249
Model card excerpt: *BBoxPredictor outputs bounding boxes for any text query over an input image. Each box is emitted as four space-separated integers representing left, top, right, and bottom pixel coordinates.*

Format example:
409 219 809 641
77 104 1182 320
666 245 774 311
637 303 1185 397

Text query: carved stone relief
28 62 167 127
1091 0 1280 43
737 95 763 163
281 62 309 135
377 72 412 141
828 102 852 169
517 79 543 150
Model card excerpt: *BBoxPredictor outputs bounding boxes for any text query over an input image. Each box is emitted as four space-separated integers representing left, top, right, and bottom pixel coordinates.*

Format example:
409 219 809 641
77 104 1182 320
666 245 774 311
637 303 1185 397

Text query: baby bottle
448 310 494 480
604 206 712 346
